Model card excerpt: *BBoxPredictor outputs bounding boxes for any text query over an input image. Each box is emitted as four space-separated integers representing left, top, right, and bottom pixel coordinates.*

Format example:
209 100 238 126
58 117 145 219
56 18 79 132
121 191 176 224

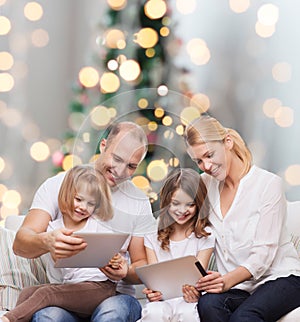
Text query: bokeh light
274 106 294 127
91 105 111 128
255 21 275 38
62 154 82 171
0 73 14 92
187 38 211 65
180 106 201 125
107 0 127 11
2 190 21 208
262 98 282 118
104 29 126 49
285 165 300 186
30 141 50 162
257 3 279 26
79 67 99 87
119 60 141 81
229 0 250 13
190 93 210 113
31 29 49 47
147 159 168 182
272 62 292 83
132 175 150 193
24 2 43 21
100 72 120 93
134 28 159 48
0 16 11 35
144 0 167 20
0 52 14 71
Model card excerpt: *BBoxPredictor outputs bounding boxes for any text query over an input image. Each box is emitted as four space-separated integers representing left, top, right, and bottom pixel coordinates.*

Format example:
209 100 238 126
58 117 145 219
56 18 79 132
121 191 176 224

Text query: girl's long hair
157 168 210 251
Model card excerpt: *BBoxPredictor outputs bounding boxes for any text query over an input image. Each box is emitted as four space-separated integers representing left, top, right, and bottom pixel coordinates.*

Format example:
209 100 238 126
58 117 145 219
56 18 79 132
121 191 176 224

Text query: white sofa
1 202 300 320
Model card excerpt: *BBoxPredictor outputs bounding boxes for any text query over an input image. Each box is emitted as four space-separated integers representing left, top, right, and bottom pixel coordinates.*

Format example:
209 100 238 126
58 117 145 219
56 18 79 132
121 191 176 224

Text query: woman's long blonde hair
58 164 113 221
185 115 252 175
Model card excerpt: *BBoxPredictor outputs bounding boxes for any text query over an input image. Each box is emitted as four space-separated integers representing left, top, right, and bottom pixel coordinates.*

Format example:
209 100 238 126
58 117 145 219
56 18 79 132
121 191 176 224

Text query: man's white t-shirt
31 171 156 295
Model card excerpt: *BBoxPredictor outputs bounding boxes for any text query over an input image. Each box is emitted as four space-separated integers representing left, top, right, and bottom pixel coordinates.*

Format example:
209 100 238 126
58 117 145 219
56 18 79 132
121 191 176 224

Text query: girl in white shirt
185 115 300 322
1 165 128 322
140 168 215 322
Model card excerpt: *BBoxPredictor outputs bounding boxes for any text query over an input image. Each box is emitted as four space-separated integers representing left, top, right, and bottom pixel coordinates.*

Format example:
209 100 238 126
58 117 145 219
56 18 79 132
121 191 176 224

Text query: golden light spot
119 60 141 81
2 190 21 208
31 29 49 47
285 165 300 186
145 48 156 58
30 141 50 162
274 106 294 128
79 67 99 87
134 28 158 48
107 0 127 10
100 72 120 93
148 121 158 131
132 175 150 192
62 155 82 171
138 98 149 109
108 107 117 118
0 16 11 35
262 98 282 118
24 2 43 21
147 159 168 182
163 130 174 139
162 115 172 126
0 73 14 92
176 124 184 135
160 26 169 37
0 52 14 71
104 29 126 49
229 0 250 13
144 0 167 19
91 105 111 127
272 62 292 83
154 107 164 118
180 106 201 126
190 93 210 113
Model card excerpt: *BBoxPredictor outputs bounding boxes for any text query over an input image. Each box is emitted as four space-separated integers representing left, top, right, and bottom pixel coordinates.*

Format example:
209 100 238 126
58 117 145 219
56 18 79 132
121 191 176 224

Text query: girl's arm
142 246 162 302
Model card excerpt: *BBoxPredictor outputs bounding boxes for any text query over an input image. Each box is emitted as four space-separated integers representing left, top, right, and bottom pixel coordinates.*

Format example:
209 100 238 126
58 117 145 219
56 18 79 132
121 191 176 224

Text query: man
13 122 156 322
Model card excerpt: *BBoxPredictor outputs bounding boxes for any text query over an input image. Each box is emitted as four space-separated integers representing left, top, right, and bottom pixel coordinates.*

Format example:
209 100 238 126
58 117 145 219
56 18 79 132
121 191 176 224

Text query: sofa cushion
0 227 48 310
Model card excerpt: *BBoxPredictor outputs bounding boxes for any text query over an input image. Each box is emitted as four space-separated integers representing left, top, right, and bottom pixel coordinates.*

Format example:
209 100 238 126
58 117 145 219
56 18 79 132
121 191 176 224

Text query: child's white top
144 226 215 262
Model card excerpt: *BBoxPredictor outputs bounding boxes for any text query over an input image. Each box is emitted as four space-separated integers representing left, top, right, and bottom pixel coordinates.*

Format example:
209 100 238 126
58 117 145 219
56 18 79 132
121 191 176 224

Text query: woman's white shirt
202 165 300 293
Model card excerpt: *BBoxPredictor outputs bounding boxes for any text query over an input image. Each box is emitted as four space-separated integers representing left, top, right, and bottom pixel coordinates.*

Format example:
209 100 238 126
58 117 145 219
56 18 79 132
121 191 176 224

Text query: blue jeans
31 293 142 322
197 275 300 322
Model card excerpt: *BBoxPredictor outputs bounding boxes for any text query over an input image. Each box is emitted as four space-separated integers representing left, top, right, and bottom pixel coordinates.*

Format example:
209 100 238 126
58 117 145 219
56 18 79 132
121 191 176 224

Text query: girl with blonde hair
1 165 128 322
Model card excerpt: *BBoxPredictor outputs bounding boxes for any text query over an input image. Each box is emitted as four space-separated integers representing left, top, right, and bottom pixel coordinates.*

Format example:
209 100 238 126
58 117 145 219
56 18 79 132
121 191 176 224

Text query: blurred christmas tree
51 0 196 207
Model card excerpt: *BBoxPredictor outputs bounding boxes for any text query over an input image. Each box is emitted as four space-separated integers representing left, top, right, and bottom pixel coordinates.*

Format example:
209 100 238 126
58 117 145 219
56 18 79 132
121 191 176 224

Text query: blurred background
0 0 299 222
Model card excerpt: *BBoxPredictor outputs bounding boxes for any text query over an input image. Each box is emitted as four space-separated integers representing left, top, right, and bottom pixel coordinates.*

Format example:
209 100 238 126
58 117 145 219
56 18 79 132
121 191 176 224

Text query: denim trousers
31 293 142 322
197 275 300 322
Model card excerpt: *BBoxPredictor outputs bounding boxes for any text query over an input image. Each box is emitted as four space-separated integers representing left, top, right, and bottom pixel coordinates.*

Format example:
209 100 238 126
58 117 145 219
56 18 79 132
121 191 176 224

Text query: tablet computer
55 232 129 268
135 255 207 300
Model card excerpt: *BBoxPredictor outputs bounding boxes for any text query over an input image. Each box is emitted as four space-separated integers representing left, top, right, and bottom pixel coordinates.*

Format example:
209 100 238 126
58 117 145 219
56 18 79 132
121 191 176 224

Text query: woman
184 115 300 322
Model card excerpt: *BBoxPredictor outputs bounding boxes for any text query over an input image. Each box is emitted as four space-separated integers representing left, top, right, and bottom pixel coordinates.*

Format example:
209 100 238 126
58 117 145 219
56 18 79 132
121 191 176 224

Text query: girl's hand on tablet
182 284 200 303
143 288 162 302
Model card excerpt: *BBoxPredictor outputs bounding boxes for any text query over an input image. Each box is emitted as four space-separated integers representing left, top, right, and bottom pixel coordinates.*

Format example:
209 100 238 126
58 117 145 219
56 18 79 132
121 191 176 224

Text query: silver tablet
55 232 129 268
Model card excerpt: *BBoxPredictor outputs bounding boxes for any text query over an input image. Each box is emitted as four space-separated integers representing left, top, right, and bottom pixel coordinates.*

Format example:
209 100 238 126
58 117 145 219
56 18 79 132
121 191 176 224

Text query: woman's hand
196 271 226 293
143 288 162 302
100 253 129 281
182 284 200 303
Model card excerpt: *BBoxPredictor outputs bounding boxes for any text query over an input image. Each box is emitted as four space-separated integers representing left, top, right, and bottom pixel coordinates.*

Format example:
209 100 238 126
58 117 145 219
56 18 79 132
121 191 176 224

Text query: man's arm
13 209 87 260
